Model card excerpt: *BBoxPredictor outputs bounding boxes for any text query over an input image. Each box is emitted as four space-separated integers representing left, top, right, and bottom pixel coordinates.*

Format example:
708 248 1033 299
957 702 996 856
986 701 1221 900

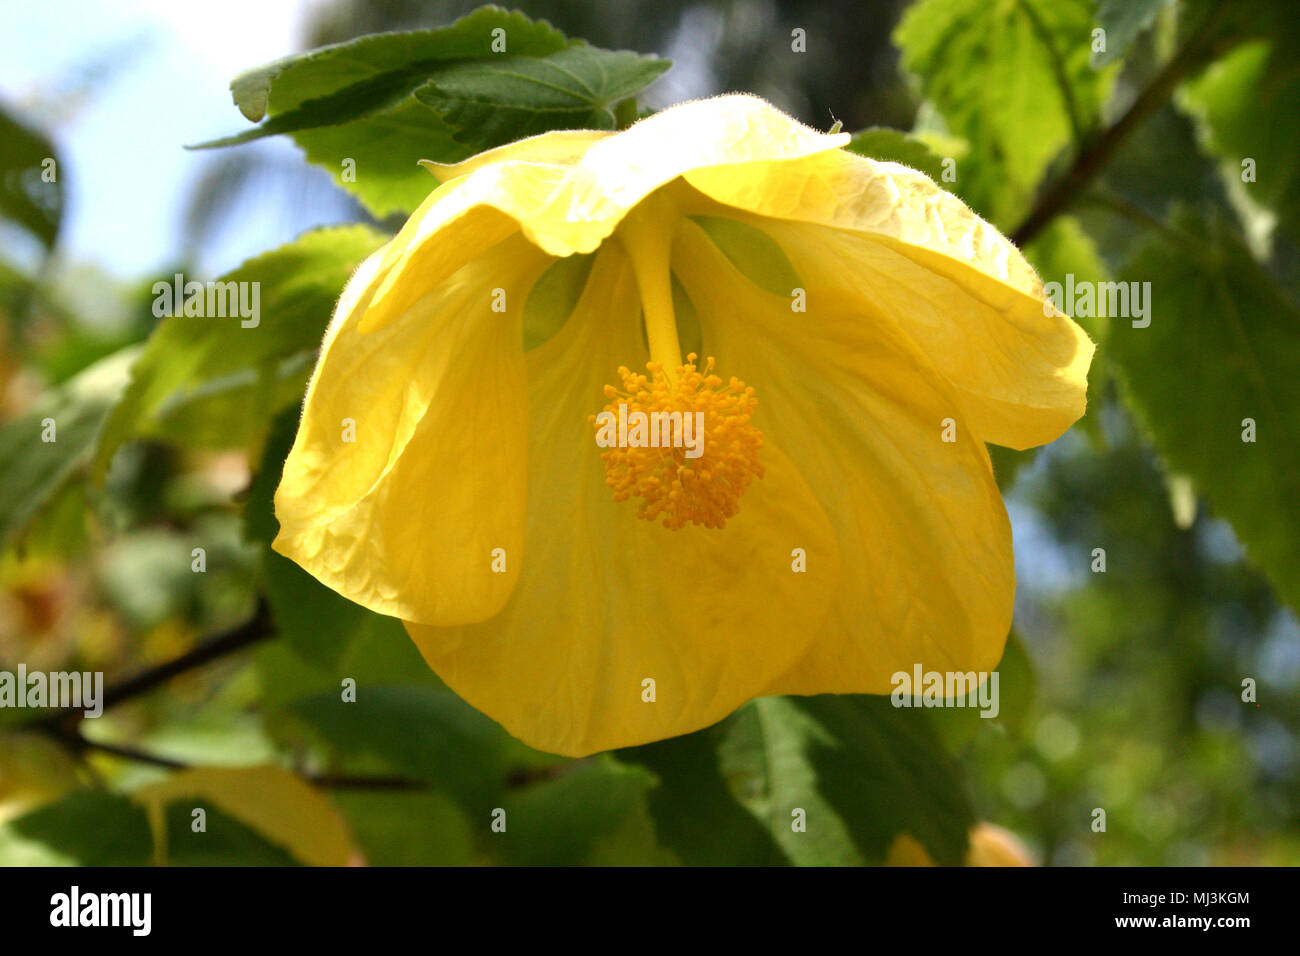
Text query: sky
0 0 342 279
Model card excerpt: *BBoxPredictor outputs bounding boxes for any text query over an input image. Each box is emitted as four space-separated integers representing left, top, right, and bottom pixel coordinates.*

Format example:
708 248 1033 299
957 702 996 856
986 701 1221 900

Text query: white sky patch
0 0 320 278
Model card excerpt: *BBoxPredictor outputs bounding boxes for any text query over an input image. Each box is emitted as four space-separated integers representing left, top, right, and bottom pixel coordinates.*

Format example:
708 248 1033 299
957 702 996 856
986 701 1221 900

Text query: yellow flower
273 94 1092 756
886 823 1035 866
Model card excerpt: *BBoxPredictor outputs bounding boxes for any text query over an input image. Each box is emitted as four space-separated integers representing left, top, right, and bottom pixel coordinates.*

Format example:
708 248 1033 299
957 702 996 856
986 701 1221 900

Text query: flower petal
683 150 1093 449
419 129 615 182
406 243 843 756
378 94 847 275
359 96 846 335
673 222 1014 695
272 233 551 625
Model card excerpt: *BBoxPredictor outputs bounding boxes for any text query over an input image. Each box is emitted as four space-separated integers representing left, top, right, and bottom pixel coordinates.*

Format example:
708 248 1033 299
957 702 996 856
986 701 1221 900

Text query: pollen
589 355 764 530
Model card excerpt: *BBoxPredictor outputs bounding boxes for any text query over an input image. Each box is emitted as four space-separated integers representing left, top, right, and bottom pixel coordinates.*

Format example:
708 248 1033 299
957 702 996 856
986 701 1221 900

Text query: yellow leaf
132 765 355 867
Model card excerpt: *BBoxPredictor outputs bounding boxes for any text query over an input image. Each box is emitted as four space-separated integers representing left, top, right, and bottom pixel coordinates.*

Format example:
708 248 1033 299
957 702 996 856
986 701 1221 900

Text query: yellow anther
589 355 763 529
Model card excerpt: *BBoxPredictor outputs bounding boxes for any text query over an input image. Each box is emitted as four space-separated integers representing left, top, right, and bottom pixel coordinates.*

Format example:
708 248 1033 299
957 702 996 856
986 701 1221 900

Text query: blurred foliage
1 0 1298 866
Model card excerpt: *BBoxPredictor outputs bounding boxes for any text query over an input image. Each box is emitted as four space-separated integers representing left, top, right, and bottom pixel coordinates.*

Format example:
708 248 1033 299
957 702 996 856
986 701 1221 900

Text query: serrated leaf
226 7 568 124
1179 38 1300 237
724 696 974 865
846 126 948 182
413 45 669 153
92 225 387 478
895 0 1117 225
618 727 786 865
195 7 669 217
1109 209 1300 612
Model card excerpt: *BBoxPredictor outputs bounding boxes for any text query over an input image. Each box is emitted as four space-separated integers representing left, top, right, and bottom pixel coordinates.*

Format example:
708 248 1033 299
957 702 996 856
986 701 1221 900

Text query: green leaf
195 7 669 217
0 104 62 250
496 758 671 866
0 346 136 552
895 0 1117 225
225 7 567 124
1093 0 1170 67
846 126 948 182
6 790 297 866
92 224 387 478
264 551 407 670
333 791 480 865
723 696 974 865
412 44 670 154
7 791 154 865
161 804 300 866
625 696 976 866
286 686 511 813
1179 38 1300 237
619 728 786 865
252 605 443 715
1108 209 1300 613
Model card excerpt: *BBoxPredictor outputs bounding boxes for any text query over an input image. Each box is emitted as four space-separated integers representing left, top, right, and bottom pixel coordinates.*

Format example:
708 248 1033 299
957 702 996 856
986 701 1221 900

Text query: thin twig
1010 1 1236 247
42 729 430 790
29 596 276 734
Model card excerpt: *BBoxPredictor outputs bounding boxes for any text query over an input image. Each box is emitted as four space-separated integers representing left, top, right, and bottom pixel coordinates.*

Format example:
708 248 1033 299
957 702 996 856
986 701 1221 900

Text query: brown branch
30 596 276 734
53 734 428 790
1010 1 1236 247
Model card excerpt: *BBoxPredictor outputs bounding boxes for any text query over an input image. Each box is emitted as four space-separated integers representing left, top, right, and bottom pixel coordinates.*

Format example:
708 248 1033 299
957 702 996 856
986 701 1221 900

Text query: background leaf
628 694 975 866
1179 36 1300 238
0 103 62 250
1108 208 1300 613
846 126 947 182
196 6 668 217
333 791 480 866
496 758 672 866
0 346 136 550
413 44 670 153
619 726 787 865
7 789 302 866
718 696 975 865
132 764 356 866
1093 0 1171 67
285 685 512 814
92 225 387 477
895 0 1116 224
